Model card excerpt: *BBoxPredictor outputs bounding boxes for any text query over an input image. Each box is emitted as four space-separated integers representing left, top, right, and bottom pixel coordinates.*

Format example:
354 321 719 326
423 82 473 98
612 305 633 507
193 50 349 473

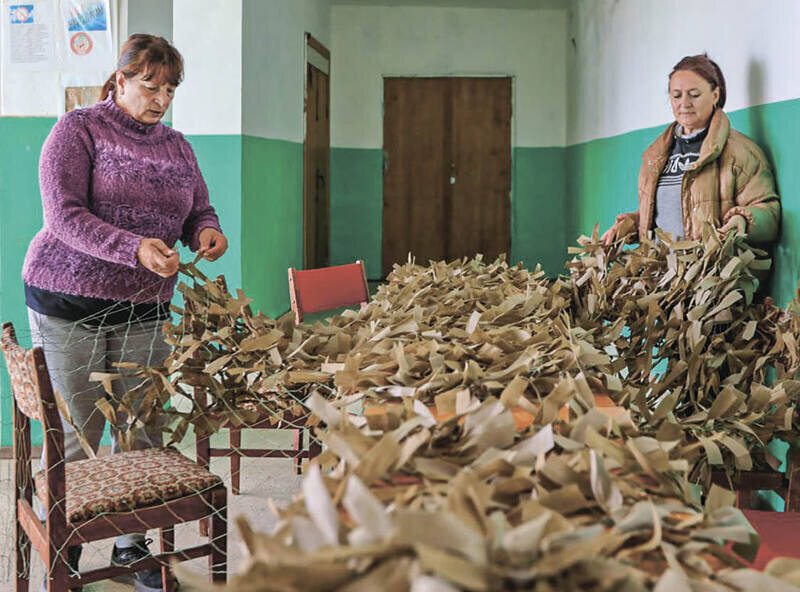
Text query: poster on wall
2 0 54 69
60 0 112 73
64 84 100 110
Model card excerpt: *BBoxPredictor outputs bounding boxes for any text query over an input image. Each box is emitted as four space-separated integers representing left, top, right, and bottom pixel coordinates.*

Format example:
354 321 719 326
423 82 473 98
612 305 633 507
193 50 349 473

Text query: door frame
303 32 331 269
380 74 515 276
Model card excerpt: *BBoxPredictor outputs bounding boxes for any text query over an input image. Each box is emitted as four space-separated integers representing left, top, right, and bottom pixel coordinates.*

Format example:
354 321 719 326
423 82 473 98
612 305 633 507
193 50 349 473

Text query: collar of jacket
642 108 730 172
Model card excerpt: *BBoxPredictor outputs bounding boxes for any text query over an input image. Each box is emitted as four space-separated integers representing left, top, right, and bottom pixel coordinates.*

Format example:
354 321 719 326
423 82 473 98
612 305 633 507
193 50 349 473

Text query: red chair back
739 509 800 570
288 261 369 324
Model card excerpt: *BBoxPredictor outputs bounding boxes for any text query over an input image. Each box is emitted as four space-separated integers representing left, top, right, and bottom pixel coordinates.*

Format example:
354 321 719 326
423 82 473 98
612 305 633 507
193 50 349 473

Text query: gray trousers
28 308 170 463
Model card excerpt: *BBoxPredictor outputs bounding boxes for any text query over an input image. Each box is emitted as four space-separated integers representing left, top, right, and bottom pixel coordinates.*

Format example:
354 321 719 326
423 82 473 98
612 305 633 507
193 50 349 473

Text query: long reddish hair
100 34 183 101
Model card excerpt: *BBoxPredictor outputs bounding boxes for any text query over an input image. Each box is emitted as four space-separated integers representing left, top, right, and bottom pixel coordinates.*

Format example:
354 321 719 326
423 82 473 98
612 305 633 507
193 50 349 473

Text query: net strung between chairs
39 224 800 590
184 226 800 591
111 226 800 488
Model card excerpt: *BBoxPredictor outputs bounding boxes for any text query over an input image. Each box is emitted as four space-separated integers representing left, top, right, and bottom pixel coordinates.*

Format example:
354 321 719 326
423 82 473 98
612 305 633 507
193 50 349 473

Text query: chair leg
785 446 800 512
738 488 753 509
197 434 211 537
15 520 30 592
293 429 302 475
160 526 175 592
208 488 227 584
230 428 242 495
46 546 70 592
309 434 323 464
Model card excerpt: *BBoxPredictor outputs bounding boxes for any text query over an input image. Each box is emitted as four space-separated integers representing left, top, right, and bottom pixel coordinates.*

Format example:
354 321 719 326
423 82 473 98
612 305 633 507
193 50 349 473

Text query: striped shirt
654 126 708 239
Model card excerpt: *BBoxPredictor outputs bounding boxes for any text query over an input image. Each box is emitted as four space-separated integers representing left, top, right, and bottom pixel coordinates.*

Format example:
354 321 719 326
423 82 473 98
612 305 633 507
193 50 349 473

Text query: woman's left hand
198 228 228 261
718 214 747 238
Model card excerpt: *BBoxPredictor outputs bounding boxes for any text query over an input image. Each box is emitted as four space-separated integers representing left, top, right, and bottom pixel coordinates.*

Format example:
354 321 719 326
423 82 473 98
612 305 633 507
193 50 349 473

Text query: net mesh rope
1 256 329 588
6 228 800 589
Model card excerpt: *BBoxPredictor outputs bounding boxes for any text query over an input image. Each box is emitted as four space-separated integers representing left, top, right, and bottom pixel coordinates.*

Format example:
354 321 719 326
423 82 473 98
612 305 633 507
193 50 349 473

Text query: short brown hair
669 53 726 109
100 34 184 101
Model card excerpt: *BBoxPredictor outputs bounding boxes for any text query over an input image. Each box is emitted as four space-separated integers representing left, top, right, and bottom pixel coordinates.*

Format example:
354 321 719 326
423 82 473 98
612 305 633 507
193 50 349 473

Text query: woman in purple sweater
23 34 227 591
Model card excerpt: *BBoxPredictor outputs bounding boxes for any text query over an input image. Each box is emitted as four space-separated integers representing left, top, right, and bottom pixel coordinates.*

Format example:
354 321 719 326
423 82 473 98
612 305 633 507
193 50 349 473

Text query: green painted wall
512 147 567 275
565 126 659 250
0 117 57 447
727 100 800 308
183 134 243 293
328 145 569 279
329 148 383 279
241 135 303 318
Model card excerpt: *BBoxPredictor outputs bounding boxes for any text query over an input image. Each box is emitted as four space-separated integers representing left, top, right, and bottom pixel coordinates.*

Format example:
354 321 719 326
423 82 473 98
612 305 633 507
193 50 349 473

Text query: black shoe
110 538 165 592
41 545 82 592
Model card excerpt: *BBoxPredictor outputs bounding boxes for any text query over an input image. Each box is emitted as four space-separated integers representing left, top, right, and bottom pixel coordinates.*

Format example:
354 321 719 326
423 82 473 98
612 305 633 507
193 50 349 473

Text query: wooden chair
2 322 227 592
289 261 369 324
197 262 369 496
710 443 800 511
711 444 800 569
739 509 800 569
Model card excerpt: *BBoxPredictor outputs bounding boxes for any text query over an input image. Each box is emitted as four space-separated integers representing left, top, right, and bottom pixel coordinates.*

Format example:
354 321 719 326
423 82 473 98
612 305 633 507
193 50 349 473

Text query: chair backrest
288 261 369 324
2 322 65 457
2 322 67 518
1 322 45 421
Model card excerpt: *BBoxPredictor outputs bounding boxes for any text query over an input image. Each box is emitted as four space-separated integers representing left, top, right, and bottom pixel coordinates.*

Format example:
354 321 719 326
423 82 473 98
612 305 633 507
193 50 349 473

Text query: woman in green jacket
602 54 780 245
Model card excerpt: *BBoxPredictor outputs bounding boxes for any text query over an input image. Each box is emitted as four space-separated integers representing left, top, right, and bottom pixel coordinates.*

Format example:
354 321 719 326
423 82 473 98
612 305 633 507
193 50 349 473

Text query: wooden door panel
316 68 330 267
382 78 449 276
451 77 512 260
304 64 330 269
304 64 317 269
382 77 511 277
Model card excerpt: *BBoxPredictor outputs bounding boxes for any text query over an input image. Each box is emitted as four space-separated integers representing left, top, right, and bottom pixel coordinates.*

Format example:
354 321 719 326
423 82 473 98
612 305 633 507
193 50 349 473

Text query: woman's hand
137 238 179 278
198 228 228 261
601 215 636 246
718 214 747 238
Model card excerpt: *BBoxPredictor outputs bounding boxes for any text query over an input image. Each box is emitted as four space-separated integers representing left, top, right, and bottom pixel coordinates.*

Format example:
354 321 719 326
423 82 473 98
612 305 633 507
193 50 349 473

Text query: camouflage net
97 226 800 590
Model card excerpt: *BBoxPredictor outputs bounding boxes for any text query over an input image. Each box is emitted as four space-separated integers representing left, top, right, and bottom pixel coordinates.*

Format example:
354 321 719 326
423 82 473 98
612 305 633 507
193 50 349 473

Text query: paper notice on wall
2 1 55 69
60 0 112 73
64 84 100 111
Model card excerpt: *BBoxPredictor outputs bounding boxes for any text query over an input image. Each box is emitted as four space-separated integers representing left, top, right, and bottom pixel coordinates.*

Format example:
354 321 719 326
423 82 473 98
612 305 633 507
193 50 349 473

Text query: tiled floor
0 427 304 591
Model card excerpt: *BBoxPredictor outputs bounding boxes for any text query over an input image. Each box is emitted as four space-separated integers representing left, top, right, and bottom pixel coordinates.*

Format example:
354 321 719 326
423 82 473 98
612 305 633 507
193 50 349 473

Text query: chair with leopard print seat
1 322 227 592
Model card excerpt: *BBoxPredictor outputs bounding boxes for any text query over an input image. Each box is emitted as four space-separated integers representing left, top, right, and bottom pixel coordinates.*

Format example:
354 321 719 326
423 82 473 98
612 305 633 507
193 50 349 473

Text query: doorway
382 76 512 277
303 34 330 269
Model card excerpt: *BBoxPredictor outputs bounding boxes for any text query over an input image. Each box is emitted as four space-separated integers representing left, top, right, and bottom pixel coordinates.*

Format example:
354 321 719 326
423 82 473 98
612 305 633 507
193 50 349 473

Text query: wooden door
382 78 450 275
450 78 512 261
382 77 511 277
304 49 330 269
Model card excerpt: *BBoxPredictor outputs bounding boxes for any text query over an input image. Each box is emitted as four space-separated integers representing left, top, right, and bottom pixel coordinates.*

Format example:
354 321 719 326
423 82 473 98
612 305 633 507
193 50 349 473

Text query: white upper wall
331 5 568 149
127 0 172 40
172 0 242 135
568 0 800 145
242 0 331 141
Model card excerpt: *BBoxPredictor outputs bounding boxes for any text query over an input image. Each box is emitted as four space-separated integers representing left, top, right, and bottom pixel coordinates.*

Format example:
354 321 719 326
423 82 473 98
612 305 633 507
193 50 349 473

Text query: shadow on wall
746 59 779 174
744 58 791 301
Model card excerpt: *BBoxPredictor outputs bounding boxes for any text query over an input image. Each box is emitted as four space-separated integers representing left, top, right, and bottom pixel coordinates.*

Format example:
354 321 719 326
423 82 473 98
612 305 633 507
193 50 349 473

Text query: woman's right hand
601 215 637 246
137 238 179 278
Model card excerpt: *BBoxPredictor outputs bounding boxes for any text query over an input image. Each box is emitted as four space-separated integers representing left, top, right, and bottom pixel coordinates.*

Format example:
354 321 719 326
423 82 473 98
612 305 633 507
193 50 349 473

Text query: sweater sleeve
179 138 222 251
39 112 143 267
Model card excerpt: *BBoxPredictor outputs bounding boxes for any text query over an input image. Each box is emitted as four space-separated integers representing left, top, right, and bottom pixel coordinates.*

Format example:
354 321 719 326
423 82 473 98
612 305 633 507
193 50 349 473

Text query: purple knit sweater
22 93 221 303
